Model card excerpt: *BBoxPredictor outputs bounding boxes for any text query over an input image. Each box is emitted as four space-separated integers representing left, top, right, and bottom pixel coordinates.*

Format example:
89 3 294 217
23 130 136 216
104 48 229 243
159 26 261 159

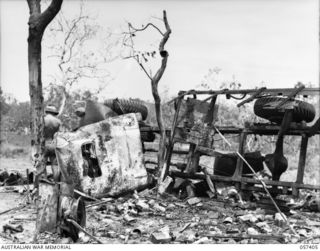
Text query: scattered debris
187 197 201 205
238 214 258 223
223 217 233 224
66 218 103 244
193 237 210 244
158 176 173 195
3 224 24 233
247 227 259 235
0 205 26 216
150 226 172 244
123 214 136 223
275 212 287 227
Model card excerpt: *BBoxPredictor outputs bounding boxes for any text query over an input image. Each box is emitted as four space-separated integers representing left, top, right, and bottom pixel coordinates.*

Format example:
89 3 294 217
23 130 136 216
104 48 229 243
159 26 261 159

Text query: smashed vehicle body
55 113 150 198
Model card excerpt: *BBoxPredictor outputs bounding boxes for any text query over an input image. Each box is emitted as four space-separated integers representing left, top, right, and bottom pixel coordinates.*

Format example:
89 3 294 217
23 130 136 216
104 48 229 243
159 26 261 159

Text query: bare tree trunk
124 10 171 188
151 80 166 171
28 34 46 187
27 0 63 189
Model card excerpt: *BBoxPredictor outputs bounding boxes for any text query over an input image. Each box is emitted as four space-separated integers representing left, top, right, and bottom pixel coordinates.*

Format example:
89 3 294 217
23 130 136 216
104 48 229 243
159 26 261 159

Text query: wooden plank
204 96 218 124
141 124 320 136
169 171 320 190
162 97 183 181
232 131 247 179
144 142 190 154
185 144 196 173
206 233 285 241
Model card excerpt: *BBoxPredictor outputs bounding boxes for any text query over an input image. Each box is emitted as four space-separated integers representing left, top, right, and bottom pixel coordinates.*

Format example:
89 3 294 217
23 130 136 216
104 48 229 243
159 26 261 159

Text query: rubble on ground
1 184 320 244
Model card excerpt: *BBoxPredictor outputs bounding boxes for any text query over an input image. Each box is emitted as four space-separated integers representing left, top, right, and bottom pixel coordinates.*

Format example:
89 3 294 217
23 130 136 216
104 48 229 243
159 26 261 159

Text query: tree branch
154 10 171 86
38 0 63 32
128 22 164 36
27 0 40 16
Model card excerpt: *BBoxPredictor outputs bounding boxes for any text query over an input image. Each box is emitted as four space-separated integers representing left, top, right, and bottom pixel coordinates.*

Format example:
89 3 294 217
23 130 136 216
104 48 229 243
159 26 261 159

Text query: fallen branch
213 125 297 236
66 218 104 244
299 235 320 243
206 233 285 241
179 222 191 233
0 205 26 216
201 167 217 196
74 189 100 202
85 198 113 209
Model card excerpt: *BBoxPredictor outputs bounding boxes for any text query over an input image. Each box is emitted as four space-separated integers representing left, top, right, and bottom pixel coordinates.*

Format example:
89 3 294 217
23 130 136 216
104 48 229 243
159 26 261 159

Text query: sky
0 0 319 102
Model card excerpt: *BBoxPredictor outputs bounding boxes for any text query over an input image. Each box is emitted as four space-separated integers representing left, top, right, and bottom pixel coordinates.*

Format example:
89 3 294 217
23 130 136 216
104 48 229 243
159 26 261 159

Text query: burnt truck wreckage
161 86 320 196
33 86 320 239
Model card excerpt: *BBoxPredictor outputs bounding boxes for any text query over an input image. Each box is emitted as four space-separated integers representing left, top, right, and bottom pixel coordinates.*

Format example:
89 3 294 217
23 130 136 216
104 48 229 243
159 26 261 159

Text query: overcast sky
0 0 318 102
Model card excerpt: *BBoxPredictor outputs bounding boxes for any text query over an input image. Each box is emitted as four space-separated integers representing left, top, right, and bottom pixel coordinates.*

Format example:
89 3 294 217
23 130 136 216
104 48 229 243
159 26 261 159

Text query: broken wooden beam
66 218 104 244
169 171 320 191
74 189 101 202
237 87 266 107
275 84 305 109
206 233 285 242
0 205 26 216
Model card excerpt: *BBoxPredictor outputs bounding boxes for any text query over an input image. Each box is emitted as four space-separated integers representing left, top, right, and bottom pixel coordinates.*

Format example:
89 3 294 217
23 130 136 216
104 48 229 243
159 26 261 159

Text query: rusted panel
55 113 149 197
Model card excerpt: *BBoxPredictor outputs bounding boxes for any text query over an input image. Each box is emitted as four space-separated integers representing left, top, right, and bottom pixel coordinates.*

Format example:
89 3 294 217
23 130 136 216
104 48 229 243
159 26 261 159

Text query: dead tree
123 10 171 183
44 1 115 117
27 0 63 189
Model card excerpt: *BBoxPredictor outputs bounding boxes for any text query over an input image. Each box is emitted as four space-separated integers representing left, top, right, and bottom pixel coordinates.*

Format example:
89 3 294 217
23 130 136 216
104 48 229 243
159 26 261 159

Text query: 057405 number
300 245 319 250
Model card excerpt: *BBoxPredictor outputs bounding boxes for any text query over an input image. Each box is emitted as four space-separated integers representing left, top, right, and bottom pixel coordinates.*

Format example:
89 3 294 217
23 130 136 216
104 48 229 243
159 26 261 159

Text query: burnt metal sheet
55 113 148 197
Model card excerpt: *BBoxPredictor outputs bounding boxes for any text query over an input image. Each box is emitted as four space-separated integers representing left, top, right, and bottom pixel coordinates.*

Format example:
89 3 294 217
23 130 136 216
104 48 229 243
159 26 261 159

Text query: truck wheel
254 96 315 124
104 99 148 120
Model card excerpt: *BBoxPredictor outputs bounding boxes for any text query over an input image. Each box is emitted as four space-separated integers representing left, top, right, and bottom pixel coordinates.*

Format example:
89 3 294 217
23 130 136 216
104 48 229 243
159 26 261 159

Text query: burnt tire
254 96 315 124
104 99 148 120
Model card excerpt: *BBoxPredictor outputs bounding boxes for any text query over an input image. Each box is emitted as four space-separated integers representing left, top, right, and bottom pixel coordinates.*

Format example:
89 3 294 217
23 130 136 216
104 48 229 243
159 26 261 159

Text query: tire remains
253 96 315 124
104 99 148 120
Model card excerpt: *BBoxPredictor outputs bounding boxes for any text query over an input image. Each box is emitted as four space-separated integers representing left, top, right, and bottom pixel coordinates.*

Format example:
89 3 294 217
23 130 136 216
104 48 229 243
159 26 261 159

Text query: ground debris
3 224 24 234
150 226 172 244
238 213 258 223
187 197 201 205
275 212 287 227
158 176 173 195
2 178 320 244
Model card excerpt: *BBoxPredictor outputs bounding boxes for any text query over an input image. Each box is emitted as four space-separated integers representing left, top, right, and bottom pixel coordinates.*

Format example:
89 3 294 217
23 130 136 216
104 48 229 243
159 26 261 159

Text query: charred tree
27 0 63 189
123 10 172 184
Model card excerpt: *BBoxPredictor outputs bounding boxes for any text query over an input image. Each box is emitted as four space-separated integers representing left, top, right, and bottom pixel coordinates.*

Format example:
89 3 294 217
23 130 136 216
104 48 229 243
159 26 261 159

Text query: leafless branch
128 22 164 36
122 10 171 185
38 0 63 31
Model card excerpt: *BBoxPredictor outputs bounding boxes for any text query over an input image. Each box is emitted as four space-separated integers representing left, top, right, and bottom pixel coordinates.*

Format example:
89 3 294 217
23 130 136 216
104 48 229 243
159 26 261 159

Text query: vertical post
293 134 309 197
232 130 247 180
204 95 217 125
185 144 198 174
160 97 183 182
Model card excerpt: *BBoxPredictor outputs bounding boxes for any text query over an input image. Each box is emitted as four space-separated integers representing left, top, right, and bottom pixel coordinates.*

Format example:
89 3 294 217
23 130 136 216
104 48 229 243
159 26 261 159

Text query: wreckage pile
1 184 320 244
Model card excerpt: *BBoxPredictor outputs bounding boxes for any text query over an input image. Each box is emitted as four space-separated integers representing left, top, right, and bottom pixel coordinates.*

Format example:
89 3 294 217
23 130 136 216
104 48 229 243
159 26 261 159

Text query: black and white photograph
0 0 319 246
